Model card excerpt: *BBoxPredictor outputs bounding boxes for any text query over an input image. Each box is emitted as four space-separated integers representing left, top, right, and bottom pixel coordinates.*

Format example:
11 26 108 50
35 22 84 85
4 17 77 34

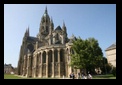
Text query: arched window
27 44 34 52
66 48 70 61
54 50 58 62
48 50 52 63
60 49 64 62
55 33 59 41
39 53 41 63
46 26 48 33
42 51 46 63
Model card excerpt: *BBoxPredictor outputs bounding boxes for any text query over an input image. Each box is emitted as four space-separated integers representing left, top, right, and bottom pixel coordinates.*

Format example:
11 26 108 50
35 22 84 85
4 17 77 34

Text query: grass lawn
4 74 23 79
92 74 116 79
4 74 116 79
4 74 60 79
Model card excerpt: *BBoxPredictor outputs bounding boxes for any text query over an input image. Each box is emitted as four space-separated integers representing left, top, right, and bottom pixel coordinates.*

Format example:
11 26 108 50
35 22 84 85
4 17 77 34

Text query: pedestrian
72 72 75 79
81 72 84 79
69 73 72 79
88 73 92 79
78 72 80 79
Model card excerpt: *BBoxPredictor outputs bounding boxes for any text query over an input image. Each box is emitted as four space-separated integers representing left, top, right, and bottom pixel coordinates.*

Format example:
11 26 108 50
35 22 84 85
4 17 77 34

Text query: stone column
23 55 26 76
52 49 55 77
29 55 32 77
22 56 25 76
36 41 38 50
32 56 34 77
40 51 43 77
34 55 37 78
58 48 60 77
62 35 64 44
21 61 23 75
53 33 56 44
64 49 67 77
26 56 30 78
49 36 51 45
36 53 38 77
46 50 48 78
68 47 72 76
25 56 28 76
35 53 38 77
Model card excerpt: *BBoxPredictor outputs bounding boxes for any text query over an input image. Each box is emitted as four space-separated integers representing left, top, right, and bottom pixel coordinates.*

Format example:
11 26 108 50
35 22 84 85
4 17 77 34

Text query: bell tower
38 6 50 40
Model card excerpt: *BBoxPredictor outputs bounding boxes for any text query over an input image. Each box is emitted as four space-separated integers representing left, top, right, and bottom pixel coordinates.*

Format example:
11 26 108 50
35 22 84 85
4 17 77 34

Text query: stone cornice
33 44 66 55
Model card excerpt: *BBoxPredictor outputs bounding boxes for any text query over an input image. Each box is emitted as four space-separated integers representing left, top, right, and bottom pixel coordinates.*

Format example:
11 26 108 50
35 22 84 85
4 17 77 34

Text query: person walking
69 73 72 79
87 73 92 79
78 72 81 79
72 72 75 79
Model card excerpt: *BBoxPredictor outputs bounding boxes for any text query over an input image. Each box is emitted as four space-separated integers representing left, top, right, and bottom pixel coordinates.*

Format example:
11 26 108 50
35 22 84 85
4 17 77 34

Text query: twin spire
24 26 29 37
63 21 66 28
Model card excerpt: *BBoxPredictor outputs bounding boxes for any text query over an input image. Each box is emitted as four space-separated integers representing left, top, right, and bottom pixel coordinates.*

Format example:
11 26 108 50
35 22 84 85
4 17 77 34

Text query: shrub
112 67 116 76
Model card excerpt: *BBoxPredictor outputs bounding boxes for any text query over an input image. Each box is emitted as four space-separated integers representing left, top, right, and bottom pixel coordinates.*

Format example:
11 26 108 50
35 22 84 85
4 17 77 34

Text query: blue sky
4 4 116 67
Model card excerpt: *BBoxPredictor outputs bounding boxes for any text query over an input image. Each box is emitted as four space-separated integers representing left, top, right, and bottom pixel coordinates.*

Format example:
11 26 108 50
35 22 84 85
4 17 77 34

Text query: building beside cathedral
17 7 77 78
105 42 116 67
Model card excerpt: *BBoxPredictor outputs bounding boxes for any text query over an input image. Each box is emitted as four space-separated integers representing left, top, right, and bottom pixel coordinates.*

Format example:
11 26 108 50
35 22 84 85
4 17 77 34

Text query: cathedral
17 7 77 78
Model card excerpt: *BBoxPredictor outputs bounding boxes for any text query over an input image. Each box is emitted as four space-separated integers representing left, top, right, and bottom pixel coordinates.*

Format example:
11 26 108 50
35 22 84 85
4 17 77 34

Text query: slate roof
105 42 116 51
55 26 62 31
27 36 38 42
4 64 14 69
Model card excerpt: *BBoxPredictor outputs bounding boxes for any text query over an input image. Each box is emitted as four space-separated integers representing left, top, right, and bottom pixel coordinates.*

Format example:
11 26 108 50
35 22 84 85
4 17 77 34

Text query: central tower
37 7 51 40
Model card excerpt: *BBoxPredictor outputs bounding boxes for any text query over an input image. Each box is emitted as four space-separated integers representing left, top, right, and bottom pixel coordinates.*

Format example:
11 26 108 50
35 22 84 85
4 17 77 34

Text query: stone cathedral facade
17 7 76 78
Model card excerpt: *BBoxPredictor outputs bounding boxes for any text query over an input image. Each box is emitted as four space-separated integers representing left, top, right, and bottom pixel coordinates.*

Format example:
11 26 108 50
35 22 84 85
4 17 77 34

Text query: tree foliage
70 37 103 73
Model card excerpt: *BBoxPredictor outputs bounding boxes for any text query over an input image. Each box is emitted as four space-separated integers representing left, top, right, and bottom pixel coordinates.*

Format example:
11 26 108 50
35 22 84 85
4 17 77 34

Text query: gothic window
33 57 34 67
37 55 39 65
46 26 48 32
46 19 48 23
60 49 64 62
55 33 59 41
39 53 41 63
41 26 44 34
66 48 69 61
43 51 46 63
54 50 58 62
27 44 34 52
48 50 52 63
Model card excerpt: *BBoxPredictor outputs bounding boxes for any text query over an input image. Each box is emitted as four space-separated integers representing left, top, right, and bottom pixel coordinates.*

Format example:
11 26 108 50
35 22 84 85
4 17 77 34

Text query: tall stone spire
45 6 48 14
43 6 49 19
24 29 27 38
63 21 66 28
27 26 29 36
24 26 29 37
62 21 67 33
50 17 54 28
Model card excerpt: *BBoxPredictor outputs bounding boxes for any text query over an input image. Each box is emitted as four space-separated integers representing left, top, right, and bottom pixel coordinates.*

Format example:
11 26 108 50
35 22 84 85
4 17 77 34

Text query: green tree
70 37 85 69
112 67 116 76
100 57 108 74
70 37 103 74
